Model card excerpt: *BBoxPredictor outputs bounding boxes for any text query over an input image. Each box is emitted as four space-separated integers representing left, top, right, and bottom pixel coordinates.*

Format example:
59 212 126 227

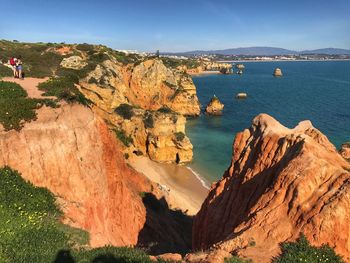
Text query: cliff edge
193 114 350 262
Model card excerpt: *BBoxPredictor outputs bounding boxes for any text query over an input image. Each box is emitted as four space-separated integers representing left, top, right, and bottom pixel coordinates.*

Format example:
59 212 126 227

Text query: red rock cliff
0 104 152 247
193 114 350 262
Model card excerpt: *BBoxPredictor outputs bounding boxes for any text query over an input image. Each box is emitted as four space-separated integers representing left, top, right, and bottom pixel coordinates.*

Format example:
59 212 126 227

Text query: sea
186 60 350 184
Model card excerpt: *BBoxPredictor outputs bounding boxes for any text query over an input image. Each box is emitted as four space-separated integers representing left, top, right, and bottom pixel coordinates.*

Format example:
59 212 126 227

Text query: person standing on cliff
16 56 23 79
9 57 17 78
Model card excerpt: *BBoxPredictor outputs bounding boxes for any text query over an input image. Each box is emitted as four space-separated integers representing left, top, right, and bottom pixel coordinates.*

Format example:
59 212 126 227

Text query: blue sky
0 0 349 52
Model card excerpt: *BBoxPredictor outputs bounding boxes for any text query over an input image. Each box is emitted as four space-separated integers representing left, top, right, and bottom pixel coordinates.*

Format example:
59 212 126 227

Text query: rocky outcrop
193 114 350 262
0 104 151 247
116 108 193 164
79 58 198 163
340 142 350 160
273 67 283 77
205 96 224 115
60 56 87 70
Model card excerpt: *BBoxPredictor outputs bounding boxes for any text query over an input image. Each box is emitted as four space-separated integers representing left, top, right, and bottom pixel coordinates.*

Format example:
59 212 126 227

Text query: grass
114 129 134 147
0 40 63 78
0 166 72 262
0 64 12 77
38 77 91 106
0 81 57 130
0 167 175 263
273 235 344 263
225 257 252 263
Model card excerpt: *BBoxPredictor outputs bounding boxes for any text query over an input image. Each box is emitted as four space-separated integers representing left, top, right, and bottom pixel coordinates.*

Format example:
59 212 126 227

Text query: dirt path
1 77 56 99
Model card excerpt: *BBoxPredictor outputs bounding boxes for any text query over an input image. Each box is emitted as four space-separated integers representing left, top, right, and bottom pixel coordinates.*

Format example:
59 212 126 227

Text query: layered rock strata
193 114 350 262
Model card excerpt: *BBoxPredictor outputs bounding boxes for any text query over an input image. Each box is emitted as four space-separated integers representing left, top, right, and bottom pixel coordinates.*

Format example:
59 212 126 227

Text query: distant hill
300 48 350 55
167 47 350 56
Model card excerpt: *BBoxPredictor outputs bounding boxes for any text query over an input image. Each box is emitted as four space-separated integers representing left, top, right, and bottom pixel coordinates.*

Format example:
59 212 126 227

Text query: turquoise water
187 61 350 183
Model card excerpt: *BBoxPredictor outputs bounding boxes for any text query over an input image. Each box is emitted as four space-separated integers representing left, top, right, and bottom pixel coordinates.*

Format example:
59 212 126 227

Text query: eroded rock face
60 56 87 70
193 114 350 263
0 104 151 247
79 58 198 163
340 142 350 160
205 96 224 115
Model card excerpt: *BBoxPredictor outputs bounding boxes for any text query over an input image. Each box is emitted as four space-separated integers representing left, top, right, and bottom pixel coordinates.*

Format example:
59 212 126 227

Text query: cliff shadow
137 193 193 255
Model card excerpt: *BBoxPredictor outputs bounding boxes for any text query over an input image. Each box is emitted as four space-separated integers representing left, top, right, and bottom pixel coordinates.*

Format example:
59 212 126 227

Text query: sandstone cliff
0 103 151 247
74 58 198 163
193 114 350 262
340 142 350 161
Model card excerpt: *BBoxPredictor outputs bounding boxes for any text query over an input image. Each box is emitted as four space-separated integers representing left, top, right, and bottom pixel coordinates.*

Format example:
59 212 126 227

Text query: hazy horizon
1 0 349 52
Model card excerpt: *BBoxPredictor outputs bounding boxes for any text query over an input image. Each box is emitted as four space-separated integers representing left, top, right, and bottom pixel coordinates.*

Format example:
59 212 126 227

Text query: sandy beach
129 156 209 215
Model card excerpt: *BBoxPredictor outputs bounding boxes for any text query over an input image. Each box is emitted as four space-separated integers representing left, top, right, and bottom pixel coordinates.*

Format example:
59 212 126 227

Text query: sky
0 0 349 52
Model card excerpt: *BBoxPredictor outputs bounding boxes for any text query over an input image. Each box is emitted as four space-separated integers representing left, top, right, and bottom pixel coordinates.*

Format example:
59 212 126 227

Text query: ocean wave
186 166 210 189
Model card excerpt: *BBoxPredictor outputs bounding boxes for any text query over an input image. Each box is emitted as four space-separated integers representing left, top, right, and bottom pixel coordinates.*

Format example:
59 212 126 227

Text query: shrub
38 77 91 106
143 113 154 129
163 80 177 89
76 43 95 52
272 234 344 263
114 129 133 147
0 64 12 77
157 106 173 114
115 104 134 120
0 81 56 130
175 132 185 142
225 257 252 263
72 246 169 263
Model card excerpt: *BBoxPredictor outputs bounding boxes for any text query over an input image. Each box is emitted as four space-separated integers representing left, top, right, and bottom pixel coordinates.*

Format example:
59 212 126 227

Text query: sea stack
273 67 283 77
205 95 224 115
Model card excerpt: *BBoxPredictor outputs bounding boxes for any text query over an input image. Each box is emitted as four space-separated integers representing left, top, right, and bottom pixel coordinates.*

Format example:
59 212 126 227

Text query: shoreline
129 156 209 215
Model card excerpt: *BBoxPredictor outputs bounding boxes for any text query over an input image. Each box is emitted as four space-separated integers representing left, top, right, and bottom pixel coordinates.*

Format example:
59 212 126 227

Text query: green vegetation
0 40 63 77
0 64 12 77
115 103 135 120
273 235 344 263
0 167 174 263
72 246 173 263
174 132 185 142
0 81 56 130
157 106 173 114
169 88 184 100
114 129 134 147
163 80 177 89
38 77 91 106
76 43 95 52
225 257 252 263
160 57 200 69
0 167 77 262
143 113 154 129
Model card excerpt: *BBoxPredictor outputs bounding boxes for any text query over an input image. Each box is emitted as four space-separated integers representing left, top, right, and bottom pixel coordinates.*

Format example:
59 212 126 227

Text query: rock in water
235 92 247 99
193 114 350 263
205 96 224 115
273 67 283 77
340 142 350 160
